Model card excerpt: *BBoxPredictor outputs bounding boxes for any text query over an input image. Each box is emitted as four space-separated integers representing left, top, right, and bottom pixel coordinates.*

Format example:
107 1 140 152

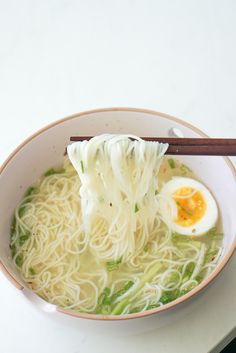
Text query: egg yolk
173 187 206 228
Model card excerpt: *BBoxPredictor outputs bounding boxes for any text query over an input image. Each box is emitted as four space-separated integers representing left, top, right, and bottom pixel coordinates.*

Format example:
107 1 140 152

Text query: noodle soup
10 135 223 315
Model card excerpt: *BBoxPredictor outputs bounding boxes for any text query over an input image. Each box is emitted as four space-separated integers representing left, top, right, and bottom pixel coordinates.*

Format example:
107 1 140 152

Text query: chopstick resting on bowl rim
69 137 236 156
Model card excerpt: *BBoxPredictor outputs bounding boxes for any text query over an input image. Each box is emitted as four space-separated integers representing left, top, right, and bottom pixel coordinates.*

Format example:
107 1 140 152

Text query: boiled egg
158 177 218 236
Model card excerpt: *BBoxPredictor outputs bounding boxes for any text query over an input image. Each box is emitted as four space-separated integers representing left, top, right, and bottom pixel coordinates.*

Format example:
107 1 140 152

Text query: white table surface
0 1 235 352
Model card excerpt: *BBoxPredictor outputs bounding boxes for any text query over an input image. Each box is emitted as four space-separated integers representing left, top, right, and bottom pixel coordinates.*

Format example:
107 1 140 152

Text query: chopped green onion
134 203 139 213
24 186 37 197
15 254 23 267
183 262 195 279
168 158 175 169
10 243 17 258
10 216 16 237
103 287 111 296
155 190 159 195
19 205 27 218
18 187 38 218
106 257 122 271
159 291 178 304
80 160 85 173
29 267 36 275
172 233 202 249
144 243 150 252
179 288 189 296
195 272 205 283
44 168 58 177
147 303 159 310
19 232 30 246
99 304 112 315
111 262 163 315
111 280 134 302
96 287 112 314
9 243 15 250
98 287 111 305
180 164 192 174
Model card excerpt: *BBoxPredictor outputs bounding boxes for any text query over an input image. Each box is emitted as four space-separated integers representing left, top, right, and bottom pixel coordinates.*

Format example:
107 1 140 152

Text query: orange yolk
173 187 206 228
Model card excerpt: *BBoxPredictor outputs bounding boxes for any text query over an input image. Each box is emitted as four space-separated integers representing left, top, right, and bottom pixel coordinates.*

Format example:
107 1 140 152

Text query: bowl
0 107 235 321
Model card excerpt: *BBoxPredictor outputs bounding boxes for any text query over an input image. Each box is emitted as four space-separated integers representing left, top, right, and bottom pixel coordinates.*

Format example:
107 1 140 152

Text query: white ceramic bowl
0 107 235 322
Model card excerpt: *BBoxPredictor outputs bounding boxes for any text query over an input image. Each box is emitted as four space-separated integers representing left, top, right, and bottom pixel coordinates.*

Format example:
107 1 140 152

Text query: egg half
159 177 218 236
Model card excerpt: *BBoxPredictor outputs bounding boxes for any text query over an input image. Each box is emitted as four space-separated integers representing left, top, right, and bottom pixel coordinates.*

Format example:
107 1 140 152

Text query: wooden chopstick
69 137 236 156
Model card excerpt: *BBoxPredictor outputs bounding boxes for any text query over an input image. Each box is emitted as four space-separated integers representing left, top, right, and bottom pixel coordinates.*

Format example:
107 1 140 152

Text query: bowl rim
0 106 235 320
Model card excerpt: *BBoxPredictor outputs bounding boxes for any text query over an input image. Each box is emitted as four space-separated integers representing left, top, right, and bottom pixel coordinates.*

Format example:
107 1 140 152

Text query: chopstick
69 137 236 156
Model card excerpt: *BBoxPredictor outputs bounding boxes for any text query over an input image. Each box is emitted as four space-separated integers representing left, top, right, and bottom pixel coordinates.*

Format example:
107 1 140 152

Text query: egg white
158 177 218 236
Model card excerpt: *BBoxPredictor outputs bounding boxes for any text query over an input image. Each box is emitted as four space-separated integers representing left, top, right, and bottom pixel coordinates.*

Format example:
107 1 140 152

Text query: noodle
67 134 168 262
